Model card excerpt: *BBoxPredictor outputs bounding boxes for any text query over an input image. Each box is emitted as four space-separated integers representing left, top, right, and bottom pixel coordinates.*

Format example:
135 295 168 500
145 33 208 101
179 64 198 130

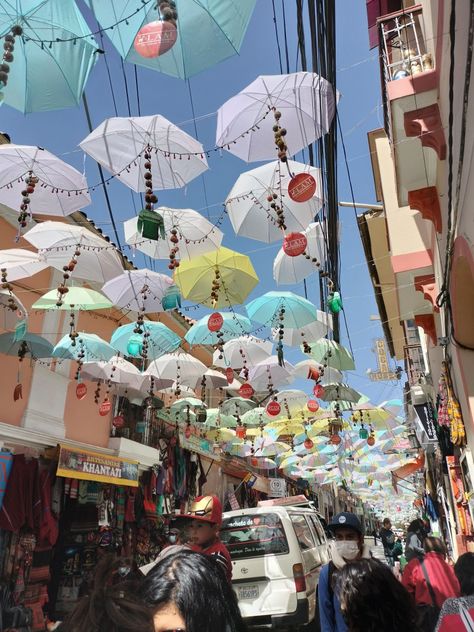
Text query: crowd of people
50 496 474 632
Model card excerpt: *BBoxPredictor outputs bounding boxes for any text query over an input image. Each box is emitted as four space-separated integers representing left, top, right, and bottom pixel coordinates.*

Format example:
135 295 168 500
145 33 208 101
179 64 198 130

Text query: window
290 514 315 551
308 515 326 545
221 513 289 560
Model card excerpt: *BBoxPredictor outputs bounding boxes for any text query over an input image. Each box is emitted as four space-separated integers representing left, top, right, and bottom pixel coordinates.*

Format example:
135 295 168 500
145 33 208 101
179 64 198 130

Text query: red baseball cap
179 495 223 525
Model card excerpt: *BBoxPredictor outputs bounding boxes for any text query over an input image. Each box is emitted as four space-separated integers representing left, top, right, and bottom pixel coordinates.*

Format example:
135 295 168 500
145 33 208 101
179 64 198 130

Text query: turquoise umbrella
111 322 180 360
85 0 256 79
53 333 115 362
184 312 252 347
0 0 98 113
0 331 52 357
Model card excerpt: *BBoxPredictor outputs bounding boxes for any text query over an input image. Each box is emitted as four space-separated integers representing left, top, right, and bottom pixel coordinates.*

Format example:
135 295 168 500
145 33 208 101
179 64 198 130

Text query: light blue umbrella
53 333 115 362
0 0 98 113
111 322 180 360
85 0 256 79
246 291 318 329
184 312 252 347
0 331 52 357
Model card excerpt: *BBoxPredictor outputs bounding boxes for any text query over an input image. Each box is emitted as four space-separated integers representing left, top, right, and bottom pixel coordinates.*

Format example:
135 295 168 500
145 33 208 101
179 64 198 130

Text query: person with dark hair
379 517 395 566
435 552 474 631
56 554 153 632
337 558 421 632
143 548 247 632
402 537 460 632
406 518 427 561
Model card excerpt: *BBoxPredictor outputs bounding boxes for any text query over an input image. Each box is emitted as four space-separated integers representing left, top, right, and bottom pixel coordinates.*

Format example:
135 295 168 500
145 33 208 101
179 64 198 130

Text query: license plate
238 584 260 600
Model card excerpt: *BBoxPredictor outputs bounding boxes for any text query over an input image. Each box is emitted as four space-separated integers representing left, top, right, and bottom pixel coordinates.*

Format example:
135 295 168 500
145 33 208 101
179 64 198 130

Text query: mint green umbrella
33 287 113 311
53 333 115 362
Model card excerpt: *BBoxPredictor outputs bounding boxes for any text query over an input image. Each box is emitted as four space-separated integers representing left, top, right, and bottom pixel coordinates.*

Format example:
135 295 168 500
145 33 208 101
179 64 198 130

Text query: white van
221 501 330 629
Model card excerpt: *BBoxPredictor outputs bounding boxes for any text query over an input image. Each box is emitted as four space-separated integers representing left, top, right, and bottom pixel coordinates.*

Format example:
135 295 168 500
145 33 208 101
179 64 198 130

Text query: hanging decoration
313 383 324 398
17 173 38 229
0 25 22 96
282 232 307 257
73 340 86 381
94 382 102 405
307 399 319 413
287 172 317 203
276 305 286 366
327 280 343 314
134 1 178 59
99 399 112 416
266 401 281 417
304 436 314 450
0 269 19 314
438 361 466 447
162 284 181 310
55 248 82 341
239 383 254 399
225 367 234 384
328 418 343 445
76 383 87 400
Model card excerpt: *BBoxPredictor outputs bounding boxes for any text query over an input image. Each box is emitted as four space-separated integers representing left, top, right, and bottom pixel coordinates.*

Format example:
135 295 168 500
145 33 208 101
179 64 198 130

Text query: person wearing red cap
180 495 232 583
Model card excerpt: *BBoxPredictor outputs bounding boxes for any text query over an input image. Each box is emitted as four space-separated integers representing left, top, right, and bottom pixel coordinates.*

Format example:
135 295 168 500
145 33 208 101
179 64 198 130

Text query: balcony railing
404 343 426 387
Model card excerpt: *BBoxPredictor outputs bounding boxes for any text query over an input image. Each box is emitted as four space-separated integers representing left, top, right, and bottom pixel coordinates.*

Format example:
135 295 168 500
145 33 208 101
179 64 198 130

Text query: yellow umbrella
264 420 306 436
174 247 259 308
205 428 236 442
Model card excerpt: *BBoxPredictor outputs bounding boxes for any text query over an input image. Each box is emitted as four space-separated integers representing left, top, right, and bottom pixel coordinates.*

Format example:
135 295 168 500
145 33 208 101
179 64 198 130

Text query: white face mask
334 540 360 560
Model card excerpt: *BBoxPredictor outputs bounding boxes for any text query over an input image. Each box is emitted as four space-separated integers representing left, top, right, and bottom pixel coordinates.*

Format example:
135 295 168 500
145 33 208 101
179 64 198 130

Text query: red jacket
402 552 460 608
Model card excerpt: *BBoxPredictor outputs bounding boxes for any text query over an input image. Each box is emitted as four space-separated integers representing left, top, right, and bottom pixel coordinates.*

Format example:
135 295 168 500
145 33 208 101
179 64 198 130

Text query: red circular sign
266 401 281 416
239 383 254 399
225 367 234 384
288 173 317 202
236 426 246 439
304 438 314 450
134 21 178 58
99 400 112 417
76 383 87 400
330 433 342 445
184 425 192 439
307 367 320 381
307 399 320 413
208 312 224 332
367 436 376 447
282 232 308 257
313 384 324 398
112 415 125 429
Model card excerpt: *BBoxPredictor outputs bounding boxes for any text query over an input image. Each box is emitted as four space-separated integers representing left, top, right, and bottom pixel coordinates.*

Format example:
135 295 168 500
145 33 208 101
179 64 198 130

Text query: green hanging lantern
137 209 166 241
327 291 343 314
161 284 181 310
359 426 369 440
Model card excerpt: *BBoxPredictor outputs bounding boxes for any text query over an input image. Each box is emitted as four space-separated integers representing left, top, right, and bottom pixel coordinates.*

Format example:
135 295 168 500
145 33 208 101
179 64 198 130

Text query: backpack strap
419 559 437 607
460 599 474 632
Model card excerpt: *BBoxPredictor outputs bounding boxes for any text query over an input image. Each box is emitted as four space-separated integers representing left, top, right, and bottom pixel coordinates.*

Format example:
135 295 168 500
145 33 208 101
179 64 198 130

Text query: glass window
221 513 289 560
289 514 316 550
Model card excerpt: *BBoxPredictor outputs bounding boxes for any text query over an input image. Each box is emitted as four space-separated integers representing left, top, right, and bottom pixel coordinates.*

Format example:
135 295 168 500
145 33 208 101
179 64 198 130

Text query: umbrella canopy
305 339 356 371
158 382 195 397
246 356 295 390
225 160 323 243
0 331 52 357
53 333 115 362
320 383 362 404
293 359 343 385
0 288 27 331
32 287 112 311
274 390 310 415
102 270 173 313
204 408 237 428
124 207 222 261
80 356 145 391
170 397 206 413
247 291 318 329
23 221 123 283
0 145 91 217
213 336 273 369
0 0 97 113
273 222 327 285
216 72 338 162
219 397 257 415
144 350 207 387
174 247 259 308
111 322 180 360
240 407 270 427
85 0 256 80
199 369 228 390
272 311 332 347
185 312 252 346
0 248 48 281
264 419 306 436
80 115 208 192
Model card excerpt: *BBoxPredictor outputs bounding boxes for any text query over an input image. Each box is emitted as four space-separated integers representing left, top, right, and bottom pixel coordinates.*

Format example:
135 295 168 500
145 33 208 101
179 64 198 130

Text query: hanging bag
417 559 440 632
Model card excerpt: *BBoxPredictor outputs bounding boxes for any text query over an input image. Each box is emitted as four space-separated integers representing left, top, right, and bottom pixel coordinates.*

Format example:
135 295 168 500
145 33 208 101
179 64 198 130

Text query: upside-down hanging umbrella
219 397 257 416
216 72 339 162
144 350 207 388
240 407 271 427
174 247 259 309
204 408 237 429
213 336 273 369
320 384 363 404
225 160 323 243
23 221 123 283
53 333 115 362
85 0 256 80
102 269 173 313
274 390 310 415
264 419 306 437
0 331 52 357
80 115 208 192
197 369 228 390
111 321 180 360
246 356 295 390
32 287 112 311
293 359 343 385
0 0 98 113
185 312 252 346
123 207 223 262
170 397 206 413
0 145 91 221
0 288 27 331
304 339 356 371
80 355 146 391
273 222 327 285
272 311 332 347
0 248 48 281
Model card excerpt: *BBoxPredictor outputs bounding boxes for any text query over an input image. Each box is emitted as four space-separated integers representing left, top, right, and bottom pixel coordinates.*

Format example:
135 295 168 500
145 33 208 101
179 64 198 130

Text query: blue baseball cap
328 512 363 535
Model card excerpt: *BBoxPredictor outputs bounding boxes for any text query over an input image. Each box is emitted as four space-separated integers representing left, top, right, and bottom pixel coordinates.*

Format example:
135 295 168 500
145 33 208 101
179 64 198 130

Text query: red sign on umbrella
134 21 178 58
288 173 317 203
266 401 281 416
112 415 125 429
239 383 254 399
307 399 320 413
282 232 307 257
225 367 234 384
304 438 314 450
208 312 224 332
76 383 87 400
313 384 325 398
99 400 112 417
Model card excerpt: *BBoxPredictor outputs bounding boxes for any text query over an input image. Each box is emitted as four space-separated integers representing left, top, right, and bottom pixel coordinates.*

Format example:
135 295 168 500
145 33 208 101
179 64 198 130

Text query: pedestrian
379 517 395 566
143 549 247 632
435 552 474 631
177 494 233 582
337 558 421 632
406 518 427 562
371 527 378 546
316 511 372 632
140 524 191 575
402 537 460 632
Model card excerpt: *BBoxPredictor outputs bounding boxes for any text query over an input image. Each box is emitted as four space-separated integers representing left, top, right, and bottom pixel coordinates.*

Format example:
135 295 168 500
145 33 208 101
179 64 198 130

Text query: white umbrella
145 351 207 388
158 383 196 398
273 222 327 284
23 221 123 283
81 355 146 391
216 72 339 162
0 288 27 331
246 356 295 390
274 389 310 414
0 145 91 217
0 248 48 281
102 269 173 313
200 369 228 389
225 160 323 243
80 115 208 192
123 207 223 261
293 359 343 385
271 311 332 346
213 336 273 369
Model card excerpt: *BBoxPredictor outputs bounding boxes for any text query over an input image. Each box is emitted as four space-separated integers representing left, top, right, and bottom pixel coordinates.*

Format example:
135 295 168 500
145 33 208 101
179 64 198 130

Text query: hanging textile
438 362 466 446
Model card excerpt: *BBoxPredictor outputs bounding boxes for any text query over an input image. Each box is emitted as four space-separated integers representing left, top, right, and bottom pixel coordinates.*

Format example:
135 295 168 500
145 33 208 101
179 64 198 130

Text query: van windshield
221 513 289 559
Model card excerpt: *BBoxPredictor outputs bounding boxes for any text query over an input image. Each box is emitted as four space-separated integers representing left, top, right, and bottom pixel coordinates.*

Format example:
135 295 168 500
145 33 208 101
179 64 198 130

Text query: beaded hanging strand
0 25 22 102
18 172 38 229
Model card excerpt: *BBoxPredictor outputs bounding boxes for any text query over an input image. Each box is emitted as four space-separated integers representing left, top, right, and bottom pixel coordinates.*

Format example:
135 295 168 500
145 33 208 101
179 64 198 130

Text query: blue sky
0 0 403 406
